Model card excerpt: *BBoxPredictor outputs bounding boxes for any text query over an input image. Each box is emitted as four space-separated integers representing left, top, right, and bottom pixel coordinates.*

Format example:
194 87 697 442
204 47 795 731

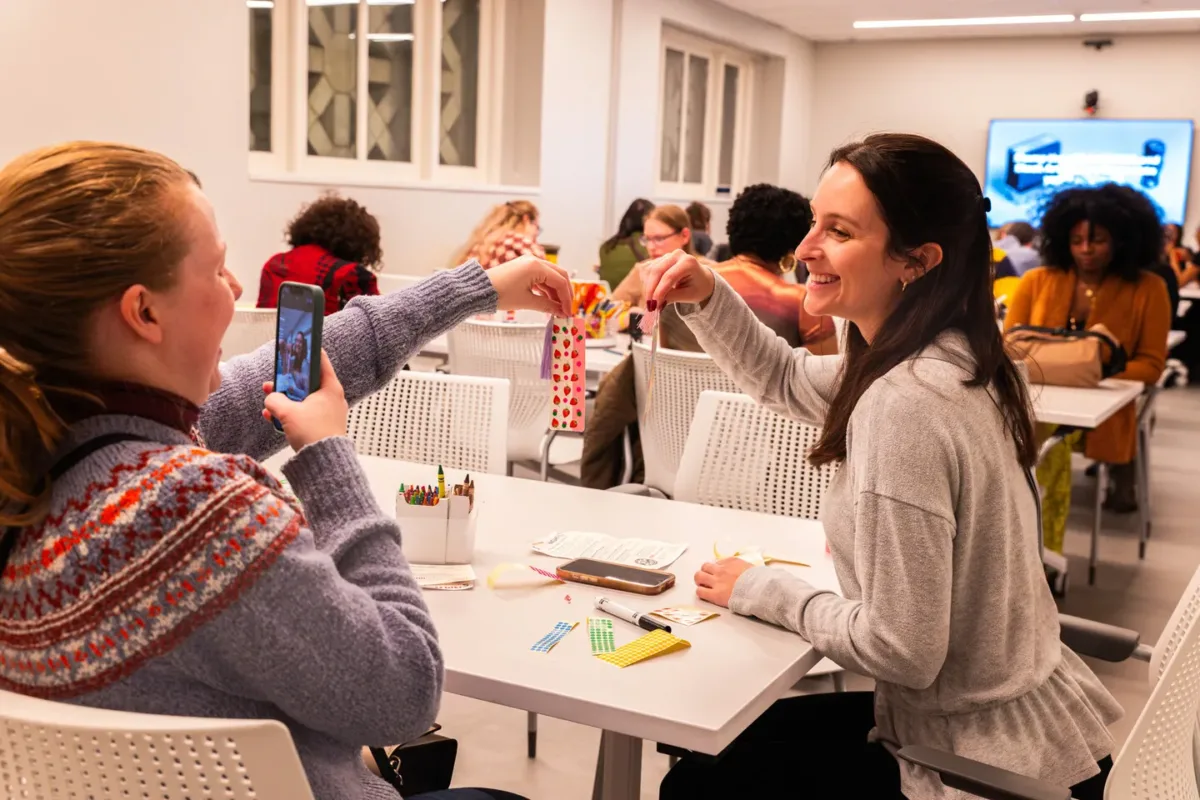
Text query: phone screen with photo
274 287 318 403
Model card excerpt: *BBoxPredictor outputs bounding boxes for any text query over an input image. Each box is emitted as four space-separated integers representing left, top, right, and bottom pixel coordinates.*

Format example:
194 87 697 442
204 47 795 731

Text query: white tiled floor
433 382 1200 799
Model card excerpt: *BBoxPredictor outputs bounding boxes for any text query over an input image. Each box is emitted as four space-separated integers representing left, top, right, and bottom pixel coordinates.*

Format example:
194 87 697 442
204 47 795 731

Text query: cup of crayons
395 466 477 564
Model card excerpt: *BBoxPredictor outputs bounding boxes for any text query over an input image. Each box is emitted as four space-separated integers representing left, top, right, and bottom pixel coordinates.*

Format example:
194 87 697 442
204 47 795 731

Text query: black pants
659 692 1112 800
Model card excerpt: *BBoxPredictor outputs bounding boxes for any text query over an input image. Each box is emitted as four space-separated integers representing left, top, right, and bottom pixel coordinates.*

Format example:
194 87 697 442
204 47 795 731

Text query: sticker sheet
650 606 720 627
531 621 578 653
597 629 691 668
587 617 616 655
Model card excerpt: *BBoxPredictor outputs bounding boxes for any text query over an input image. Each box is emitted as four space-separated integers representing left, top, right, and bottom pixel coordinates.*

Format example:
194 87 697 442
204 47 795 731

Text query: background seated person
257 194 382 315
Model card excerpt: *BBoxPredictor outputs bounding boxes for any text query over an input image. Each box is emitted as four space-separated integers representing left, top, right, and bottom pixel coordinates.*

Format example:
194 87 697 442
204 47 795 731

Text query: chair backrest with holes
1106 562 1200 799
220 308 276 360
630 342 740 495
0 689 315 800
376 273 427 294
674 391 836 519
346 370 509 474
447 319 553 463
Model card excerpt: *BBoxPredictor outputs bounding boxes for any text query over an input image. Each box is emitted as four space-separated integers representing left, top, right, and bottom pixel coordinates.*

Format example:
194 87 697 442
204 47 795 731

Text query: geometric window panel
249 7 272 153
308 3 358 159
718 63 739 189
683 54 709 184
659 48 684 182
367 3 414 163
439 0 480 167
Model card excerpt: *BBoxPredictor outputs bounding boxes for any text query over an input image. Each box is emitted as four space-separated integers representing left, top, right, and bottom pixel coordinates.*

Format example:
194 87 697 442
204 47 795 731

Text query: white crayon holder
395 493 477 565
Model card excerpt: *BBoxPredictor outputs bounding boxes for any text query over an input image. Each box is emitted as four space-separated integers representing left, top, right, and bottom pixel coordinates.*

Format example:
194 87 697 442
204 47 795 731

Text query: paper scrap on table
411 564 476 591
531 621 578 653
597 629 690 668
650 606 720 627
532 531 687 570
712 542 807 568
587 617 616 655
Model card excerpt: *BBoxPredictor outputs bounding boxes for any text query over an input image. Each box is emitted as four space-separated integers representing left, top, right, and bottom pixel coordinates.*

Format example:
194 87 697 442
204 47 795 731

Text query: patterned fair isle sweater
0 263 498 800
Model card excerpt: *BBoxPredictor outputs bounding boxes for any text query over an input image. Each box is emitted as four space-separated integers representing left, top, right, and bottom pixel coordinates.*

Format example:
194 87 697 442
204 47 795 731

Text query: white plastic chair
0 689 314 800
673 390 843 688
628 341 739 497
675 391 837 519
376 273 428 294
447 318 581 479
221 308 276 359
346 370 509 475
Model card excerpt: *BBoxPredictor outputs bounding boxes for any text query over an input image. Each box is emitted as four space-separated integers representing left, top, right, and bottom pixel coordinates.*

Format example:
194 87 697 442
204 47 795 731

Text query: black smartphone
272 282 325 432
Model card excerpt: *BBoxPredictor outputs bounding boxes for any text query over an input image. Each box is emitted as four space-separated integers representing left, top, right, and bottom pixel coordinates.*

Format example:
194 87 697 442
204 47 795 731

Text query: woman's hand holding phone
262 350 348 451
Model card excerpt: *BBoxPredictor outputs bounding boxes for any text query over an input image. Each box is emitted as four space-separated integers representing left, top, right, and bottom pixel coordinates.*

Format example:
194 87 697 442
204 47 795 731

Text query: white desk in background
264 453 836 800
1168 330 1187 350
1180 284 1200 301
420 331 630 378
1027 378 1144 585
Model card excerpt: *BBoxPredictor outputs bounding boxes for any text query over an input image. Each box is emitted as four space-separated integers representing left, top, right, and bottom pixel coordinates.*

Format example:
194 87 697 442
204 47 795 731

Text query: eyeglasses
643 230 683 246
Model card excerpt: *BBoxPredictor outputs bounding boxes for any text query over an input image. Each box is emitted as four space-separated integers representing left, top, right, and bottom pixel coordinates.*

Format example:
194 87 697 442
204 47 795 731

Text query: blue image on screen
984 118 1194 227
275 306 314 402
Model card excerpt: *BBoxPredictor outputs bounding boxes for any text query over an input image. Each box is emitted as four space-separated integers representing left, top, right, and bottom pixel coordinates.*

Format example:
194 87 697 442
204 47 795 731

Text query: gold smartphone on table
555 558 675 595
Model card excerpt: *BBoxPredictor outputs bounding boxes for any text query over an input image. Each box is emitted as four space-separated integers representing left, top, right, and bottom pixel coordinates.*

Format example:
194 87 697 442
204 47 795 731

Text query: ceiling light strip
1080 10 1200 21
853 14 1076 29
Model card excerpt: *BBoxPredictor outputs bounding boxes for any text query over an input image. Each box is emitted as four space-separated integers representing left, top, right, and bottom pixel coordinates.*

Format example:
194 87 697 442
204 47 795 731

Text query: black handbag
369 727 458 796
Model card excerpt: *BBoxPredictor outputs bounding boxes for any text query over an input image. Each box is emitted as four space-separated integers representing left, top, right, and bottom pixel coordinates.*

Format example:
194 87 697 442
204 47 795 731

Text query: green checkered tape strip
588 617 615 655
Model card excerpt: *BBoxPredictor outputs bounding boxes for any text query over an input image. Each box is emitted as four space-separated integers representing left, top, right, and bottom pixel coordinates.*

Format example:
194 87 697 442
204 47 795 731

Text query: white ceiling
713 0 1200 41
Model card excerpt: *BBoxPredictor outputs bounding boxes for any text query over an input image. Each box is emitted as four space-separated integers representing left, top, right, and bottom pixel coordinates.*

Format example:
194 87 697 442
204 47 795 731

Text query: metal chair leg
527 710 538 758
1136 430 1150 560
1090 463 1107 585
539 429 559 482
832 671 847 692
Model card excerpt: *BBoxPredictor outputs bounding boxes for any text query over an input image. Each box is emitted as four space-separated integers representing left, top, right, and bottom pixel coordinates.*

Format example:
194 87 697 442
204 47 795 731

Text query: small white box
396 493 477 565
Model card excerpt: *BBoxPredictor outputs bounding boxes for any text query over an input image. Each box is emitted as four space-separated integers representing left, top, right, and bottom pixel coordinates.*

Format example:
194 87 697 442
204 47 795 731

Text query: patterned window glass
308 2 358 158
439 0 480 167
249 7 273 152
367 3 414 162
659 48 684 182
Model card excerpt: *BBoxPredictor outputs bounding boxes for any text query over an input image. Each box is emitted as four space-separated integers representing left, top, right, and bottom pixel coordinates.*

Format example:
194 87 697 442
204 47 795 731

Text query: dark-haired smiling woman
641 134 1120 799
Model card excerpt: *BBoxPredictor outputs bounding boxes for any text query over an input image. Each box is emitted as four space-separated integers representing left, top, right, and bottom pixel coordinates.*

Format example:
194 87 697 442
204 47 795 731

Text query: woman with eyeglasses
611 205 700 308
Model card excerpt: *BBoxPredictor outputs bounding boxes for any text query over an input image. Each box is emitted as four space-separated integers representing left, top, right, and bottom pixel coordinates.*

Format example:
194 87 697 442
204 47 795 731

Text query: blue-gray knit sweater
0 264 498 800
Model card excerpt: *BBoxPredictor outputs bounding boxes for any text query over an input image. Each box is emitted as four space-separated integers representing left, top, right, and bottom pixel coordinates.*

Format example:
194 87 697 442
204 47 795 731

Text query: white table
265 453 835 800
1169 330 1187 350
421 332 629 377
1180 284 1200 301
1027 378 1144 585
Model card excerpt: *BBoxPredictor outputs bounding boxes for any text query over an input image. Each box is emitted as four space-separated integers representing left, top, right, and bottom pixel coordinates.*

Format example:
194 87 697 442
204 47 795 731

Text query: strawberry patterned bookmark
550 317 586 432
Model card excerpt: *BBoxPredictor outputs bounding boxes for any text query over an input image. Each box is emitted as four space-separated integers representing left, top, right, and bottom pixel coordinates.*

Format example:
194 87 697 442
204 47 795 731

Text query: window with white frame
657 28 754 199
248 0 521 186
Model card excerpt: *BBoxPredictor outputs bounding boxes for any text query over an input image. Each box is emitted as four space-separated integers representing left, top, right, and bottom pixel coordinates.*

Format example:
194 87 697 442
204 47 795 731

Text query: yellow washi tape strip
486 562 564 589
712 542 808 568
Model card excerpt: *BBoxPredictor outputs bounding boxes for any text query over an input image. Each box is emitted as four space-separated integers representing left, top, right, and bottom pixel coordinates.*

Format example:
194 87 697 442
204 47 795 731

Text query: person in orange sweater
710 184 837 354
1005 184 1171 512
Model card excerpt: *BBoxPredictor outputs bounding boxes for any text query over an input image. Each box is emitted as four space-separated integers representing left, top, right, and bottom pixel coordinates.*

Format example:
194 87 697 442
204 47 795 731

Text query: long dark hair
1038 184 1164 282
601 198 655 253
808 134 1036 470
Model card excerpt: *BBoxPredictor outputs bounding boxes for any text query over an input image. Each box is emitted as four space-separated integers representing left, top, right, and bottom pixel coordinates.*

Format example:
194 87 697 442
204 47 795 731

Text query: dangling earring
900 278 909 292
779 253 797 273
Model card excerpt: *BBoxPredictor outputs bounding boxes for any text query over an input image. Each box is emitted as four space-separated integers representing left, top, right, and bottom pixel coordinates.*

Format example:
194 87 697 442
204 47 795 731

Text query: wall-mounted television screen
984 118 1194 227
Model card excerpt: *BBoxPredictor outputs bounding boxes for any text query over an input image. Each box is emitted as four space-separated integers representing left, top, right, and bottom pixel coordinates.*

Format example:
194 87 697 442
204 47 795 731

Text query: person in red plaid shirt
257 195 382 316
451 200 544 270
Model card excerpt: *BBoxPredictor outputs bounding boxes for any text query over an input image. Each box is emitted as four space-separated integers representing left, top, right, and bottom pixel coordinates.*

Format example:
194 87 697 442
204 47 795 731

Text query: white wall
0 0 813 289
809 33 1200 233
613 0 816 241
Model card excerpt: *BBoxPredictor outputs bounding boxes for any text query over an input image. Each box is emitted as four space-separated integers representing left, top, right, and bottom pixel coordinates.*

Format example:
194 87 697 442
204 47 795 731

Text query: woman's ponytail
0 348 66 526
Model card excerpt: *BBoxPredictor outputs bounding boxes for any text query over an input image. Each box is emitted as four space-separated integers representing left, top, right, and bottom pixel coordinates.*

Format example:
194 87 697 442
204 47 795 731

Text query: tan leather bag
1005 324 1127 387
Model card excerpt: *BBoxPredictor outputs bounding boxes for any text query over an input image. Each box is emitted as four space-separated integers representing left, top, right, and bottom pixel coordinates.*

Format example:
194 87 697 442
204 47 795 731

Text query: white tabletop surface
1169 330 1187 350
264 453 836 755
1027 378 1144 429
1180 284 1200 301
